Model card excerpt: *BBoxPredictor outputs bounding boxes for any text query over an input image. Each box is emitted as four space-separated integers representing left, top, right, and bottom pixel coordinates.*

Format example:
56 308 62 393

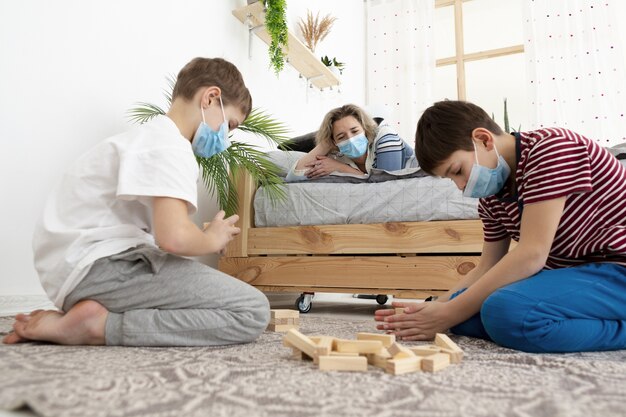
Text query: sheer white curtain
365 0 434 144
523 1 626 146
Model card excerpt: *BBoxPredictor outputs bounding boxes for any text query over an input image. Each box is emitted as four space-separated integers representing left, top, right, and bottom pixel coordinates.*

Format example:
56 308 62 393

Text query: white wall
0 0 365 295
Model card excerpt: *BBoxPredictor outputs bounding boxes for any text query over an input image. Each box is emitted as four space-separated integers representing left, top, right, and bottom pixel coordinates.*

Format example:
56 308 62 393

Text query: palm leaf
126 102 166 125
237 108 290 146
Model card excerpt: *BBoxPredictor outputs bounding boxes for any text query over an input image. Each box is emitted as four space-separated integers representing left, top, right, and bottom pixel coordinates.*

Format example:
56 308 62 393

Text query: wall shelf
232 2 341 90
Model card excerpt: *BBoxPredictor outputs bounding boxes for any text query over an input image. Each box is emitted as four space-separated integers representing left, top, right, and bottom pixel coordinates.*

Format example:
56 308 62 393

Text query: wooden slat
218 255 479 290
436 44 525 67
225 170 256 257
247 220 484 255
435 0 472 8
232 3 340 90
454 0 466 100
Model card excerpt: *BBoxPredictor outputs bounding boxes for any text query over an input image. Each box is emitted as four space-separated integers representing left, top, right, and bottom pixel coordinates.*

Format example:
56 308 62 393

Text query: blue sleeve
374 134 406 171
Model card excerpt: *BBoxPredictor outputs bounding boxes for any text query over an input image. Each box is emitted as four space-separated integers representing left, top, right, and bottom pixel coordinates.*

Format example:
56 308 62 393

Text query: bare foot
2 309 45 344
3 300 108 345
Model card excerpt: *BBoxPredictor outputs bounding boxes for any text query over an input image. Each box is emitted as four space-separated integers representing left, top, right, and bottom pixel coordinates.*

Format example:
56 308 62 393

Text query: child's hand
374 301 453 341
203 210 240 253
304 155 343 178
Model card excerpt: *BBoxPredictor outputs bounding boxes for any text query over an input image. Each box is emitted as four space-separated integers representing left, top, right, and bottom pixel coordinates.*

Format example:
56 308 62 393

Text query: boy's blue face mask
192 97 230 158
336 133 368 158
462 142 511 198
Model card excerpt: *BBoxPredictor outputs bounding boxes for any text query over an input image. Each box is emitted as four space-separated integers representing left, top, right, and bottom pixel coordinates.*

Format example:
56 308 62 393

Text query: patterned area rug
1 315 625 417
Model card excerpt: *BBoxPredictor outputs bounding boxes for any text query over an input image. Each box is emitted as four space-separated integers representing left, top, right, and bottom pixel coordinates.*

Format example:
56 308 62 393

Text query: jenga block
314 336 335 356
386 357 422 375
409 344 441 356
367 348 392 369
434 333 464 363
421 353 450 372
267 323 298 332
394 308 405 314
329 351 360 357
388 342 416 359
334 339 384 354
318 355 368 372
284 329 317 358
271 309 299 319
356 332 396 348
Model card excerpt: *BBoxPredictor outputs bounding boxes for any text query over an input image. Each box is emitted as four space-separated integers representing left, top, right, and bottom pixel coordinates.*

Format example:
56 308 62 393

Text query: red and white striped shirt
479 128 626 269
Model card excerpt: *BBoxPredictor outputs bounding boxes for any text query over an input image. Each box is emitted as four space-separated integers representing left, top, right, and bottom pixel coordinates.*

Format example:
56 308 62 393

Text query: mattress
254 176 479 227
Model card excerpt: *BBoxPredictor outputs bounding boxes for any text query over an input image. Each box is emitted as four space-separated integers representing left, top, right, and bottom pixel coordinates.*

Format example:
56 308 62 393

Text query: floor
0 292 419 417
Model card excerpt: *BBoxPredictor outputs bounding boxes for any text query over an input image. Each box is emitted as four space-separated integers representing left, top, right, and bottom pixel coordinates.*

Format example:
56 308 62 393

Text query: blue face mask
462 142 511 198
336 133 368 158
192 97 230 158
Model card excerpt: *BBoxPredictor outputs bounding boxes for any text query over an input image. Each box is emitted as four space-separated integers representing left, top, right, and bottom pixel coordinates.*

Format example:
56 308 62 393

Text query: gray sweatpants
63 245 270 347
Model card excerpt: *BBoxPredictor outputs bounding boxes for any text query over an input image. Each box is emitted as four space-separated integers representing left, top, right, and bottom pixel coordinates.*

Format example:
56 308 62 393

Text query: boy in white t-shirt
3 57 271 347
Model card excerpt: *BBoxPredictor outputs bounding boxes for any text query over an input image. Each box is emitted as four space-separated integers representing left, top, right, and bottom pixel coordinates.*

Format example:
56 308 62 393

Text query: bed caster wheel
376 295 389 305
295 293 313 313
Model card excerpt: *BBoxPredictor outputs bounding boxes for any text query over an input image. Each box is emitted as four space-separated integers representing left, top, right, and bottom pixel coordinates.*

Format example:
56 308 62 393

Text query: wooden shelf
232 2 340 90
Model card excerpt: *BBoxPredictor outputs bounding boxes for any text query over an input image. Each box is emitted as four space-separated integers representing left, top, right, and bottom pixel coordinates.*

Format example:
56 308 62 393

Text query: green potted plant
321 55 345 76
127 76 289 216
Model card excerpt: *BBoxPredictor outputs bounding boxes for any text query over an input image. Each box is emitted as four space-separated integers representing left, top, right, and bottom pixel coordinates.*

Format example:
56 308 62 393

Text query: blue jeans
450 263 626 353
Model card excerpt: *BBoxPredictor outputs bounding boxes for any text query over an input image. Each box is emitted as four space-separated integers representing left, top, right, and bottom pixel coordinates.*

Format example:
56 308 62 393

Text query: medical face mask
192 97 230 158
336 133 368 158
462 142 511 198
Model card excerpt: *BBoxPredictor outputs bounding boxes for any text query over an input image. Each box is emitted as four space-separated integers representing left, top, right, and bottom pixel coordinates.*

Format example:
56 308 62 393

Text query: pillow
278 131 317 152
266 150 307 177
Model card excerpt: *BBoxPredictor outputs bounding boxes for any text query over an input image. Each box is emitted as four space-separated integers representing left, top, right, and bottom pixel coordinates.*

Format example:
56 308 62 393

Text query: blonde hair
316 104 378 151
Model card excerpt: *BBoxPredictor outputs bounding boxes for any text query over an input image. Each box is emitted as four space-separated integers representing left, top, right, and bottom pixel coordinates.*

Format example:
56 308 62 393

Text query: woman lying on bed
285 104 417 182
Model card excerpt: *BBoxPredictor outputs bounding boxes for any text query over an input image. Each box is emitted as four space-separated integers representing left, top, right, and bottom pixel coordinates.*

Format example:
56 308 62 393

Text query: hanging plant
264 0 288 75
127 75 289 216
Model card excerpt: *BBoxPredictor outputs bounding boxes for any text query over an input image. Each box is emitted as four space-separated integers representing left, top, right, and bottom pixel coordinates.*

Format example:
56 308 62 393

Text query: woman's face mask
336 133 368 159
462 142 511 198
192 97 230 158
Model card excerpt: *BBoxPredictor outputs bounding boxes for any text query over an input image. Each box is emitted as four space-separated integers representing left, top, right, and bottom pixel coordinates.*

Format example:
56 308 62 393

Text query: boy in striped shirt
375 100 626 353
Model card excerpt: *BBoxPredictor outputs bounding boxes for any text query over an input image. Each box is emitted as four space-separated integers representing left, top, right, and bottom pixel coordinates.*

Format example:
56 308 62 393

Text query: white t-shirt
33 115 199 308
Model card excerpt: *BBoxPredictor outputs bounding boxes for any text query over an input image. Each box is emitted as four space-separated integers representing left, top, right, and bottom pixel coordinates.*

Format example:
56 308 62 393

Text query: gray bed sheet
254 176 479 227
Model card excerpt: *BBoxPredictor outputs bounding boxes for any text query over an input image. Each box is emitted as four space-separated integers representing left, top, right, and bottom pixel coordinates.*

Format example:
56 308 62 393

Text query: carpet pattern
1 316 625 417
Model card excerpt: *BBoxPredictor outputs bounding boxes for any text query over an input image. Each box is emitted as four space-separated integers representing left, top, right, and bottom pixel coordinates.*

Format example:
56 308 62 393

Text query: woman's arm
294 143 332 171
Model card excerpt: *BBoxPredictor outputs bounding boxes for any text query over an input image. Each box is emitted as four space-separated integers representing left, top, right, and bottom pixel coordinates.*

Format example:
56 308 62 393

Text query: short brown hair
316 104 378 151
415 100 503 174
172 57 252 118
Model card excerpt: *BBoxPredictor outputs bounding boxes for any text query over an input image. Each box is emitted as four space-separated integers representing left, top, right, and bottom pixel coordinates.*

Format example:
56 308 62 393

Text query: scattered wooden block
267 310 300 332
394 308 405 314
388 342 416 359
434 333 464 364
271 309 299 319
284 329 317 358
421 353 450 372
267 323 298 332
282 329 462 375
319 355 368 372
356 332 396 348
367 348 392 369
386 357 422 375
334 339 384 354
409 344 441 356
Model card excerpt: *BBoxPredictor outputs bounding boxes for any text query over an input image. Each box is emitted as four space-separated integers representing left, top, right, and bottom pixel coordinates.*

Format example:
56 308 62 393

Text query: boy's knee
238 288 270 342
480 289 540 351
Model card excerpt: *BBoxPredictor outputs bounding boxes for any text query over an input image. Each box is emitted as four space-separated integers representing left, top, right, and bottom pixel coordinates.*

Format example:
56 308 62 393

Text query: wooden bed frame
218 171 484 301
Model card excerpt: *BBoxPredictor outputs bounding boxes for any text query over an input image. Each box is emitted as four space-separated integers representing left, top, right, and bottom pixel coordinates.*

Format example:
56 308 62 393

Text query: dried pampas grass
298 10 337 52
